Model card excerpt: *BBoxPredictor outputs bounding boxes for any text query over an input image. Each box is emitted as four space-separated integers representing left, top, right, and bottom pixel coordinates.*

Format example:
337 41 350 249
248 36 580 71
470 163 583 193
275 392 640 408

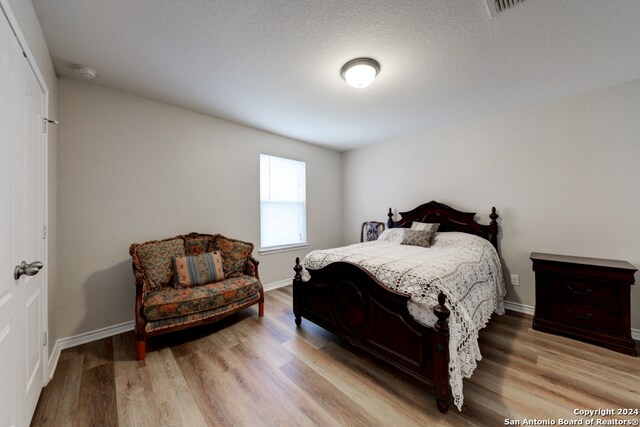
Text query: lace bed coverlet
301 231 506 410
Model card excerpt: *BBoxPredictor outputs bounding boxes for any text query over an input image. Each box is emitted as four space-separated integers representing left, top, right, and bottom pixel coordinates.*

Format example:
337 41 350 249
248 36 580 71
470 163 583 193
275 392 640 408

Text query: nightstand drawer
537 274 619 308
544 301 620 333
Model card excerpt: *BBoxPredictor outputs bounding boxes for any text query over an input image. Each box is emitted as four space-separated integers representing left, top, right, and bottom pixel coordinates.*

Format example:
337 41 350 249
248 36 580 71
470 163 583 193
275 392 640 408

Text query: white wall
343 79 640 330
6 0 58 354
57 77 342 338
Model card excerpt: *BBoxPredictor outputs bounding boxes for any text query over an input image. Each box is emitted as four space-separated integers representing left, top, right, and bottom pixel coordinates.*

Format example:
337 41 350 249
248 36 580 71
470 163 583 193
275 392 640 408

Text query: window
260 154 307 252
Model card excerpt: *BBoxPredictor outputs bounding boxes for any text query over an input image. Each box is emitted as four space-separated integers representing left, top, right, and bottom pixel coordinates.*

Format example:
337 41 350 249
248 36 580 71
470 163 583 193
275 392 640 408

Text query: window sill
259 243 309 256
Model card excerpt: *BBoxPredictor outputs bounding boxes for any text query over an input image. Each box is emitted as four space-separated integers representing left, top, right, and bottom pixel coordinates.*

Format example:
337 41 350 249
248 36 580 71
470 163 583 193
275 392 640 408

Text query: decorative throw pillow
401 230 434 248
135 238 186 289
172 251 225 288
183 234 215 256
211 235 254 278
410 222 439 245
410 221 440 233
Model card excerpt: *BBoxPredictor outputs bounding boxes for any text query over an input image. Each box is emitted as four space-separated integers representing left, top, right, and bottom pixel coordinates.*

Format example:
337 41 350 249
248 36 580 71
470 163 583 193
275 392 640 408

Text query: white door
0 8 21 426
0 6 47 426
21 38 46 425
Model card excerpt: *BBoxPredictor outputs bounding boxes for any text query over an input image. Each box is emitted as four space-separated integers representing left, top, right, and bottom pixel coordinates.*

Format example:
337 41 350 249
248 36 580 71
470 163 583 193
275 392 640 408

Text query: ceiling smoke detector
485 0 526 18
72 64 98 80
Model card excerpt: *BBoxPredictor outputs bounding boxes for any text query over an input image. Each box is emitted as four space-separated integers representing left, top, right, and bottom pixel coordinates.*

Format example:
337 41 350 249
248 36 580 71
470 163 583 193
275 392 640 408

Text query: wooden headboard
387 201 499 251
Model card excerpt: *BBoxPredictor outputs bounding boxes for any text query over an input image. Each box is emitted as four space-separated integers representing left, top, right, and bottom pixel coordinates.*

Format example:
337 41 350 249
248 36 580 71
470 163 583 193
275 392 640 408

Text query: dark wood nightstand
530 252 637 356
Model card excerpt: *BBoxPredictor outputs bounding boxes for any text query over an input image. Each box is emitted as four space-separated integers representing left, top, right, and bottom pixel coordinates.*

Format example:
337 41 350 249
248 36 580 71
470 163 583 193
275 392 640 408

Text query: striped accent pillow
172 251 225 288
410 221 440 233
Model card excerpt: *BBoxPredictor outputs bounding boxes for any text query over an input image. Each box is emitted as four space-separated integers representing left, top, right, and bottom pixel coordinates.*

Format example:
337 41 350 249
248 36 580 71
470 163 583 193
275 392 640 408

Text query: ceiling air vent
485 0 526 18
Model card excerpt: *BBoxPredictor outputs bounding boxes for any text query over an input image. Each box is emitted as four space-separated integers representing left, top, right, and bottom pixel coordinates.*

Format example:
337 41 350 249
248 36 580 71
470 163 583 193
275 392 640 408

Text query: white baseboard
46 340 63 383
47 320 134 382
503 299 535 316
502 299 640 341
264 279 291 292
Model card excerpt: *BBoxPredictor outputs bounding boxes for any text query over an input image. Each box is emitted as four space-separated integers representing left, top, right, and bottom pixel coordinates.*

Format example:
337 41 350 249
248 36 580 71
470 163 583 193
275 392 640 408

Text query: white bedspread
301 231 506 410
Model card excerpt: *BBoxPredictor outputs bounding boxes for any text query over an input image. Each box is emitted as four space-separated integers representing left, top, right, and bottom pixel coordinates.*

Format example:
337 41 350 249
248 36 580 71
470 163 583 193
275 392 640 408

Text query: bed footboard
293 257 451 413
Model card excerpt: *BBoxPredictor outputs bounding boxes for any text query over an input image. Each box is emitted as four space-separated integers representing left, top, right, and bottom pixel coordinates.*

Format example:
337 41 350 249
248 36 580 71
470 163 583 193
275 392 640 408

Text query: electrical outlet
510 274 519 286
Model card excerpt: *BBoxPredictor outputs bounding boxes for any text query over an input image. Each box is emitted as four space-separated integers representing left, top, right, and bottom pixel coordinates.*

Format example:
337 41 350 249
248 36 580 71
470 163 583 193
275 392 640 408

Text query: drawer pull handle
565 308 593 320
566 286 592 296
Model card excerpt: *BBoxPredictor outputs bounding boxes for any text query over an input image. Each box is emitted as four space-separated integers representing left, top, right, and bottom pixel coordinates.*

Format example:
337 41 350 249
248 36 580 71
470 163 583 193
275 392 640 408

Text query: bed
292 201 505 413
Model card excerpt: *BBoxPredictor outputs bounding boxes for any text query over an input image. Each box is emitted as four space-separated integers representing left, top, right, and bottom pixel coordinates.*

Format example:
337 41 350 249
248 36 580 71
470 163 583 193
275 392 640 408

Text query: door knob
14 260 43 280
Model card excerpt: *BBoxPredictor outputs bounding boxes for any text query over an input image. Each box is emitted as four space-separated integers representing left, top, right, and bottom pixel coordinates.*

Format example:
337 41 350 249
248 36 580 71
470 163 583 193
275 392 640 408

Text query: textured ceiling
32 0 640 151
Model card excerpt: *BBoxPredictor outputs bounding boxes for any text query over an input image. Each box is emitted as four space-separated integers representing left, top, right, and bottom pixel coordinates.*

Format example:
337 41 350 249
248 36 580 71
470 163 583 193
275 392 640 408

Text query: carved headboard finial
489 207 499 249
387 208 394 229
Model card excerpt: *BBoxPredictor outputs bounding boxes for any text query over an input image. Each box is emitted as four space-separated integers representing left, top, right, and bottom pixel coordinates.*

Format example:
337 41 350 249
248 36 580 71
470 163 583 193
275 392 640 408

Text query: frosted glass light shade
341 58 380 88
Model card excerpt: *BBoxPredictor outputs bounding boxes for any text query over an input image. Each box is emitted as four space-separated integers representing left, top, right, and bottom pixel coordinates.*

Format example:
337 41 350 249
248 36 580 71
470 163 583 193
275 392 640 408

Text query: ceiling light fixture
340 58 380 89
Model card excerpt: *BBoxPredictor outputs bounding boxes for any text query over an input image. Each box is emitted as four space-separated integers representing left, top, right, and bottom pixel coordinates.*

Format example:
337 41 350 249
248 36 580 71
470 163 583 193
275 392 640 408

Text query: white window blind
260 154 307 251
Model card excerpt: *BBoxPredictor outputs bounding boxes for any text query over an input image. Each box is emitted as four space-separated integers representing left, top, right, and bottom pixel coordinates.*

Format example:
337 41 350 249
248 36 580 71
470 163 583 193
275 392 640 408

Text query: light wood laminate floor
32 286 640 426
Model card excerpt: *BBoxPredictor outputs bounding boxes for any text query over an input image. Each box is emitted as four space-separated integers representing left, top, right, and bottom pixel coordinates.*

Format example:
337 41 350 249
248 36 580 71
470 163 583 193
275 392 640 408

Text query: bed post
433 291 451 413
387 207 394 229
293 257 303 327
489 206 499 250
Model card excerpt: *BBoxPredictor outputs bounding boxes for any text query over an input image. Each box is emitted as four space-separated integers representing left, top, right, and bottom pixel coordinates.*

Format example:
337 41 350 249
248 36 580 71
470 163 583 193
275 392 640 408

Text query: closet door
0 6 47 426
21 41 46 425
0 8 23 425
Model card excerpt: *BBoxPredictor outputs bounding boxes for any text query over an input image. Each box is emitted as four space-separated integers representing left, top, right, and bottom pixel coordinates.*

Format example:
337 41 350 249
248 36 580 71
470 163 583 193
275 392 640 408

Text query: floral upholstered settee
129 232 264 360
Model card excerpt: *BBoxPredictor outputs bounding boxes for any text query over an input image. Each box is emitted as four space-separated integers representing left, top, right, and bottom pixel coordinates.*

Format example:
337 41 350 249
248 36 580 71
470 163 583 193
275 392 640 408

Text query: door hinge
42 224 47 240
43 330 48 346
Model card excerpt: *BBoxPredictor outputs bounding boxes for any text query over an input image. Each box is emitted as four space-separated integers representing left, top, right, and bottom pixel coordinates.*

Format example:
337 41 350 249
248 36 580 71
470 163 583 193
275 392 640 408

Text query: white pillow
376 228 405 243
410 221 440 233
